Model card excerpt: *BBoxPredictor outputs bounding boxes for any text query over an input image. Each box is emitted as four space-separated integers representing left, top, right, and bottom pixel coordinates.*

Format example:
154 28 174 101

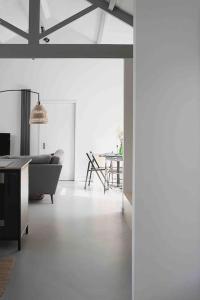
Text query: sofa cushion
51 155 60 164
51 149 64 165
29 155 52 164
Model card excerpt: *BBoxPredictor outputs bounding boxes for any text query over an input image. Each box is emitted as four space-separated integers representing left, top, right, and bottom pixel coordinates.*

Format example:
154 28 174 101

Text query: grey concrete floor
0 182 132 300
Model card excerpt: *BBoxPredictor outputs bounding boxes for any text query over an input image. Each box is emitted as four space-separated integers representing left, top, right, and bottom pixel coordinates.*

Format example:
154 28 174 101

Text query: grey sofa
3 149 64 204
29 149 64 203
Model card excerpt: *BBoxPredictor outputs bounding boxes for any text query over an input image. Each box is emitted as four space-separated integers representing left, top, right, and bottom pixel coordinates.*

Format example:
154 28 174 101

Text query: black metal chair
84 152 108 192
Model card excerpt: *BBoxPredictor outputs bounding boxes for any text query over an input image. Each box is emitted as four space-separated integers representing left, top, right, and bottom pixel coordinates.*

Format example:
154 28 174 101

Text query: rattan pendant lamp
29 92 48 124
0 89 48 124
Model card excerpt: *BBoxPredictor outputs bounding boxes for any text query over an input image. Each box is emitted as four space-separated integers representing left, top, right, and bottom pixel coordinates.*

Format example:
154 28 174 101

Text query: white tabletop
99 153 123 161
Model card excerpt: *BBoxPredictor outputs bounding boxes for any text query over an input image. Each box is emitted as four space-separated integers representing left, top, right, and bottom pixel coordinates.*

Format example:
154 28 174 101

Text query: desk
0 158 31 250
99 153 123 187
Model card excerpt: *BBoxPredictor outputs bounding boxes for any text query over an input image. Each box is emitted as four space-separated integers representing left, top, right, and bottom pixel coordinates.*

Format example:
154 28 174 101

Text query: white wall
135 1 200 299
0 59 123 180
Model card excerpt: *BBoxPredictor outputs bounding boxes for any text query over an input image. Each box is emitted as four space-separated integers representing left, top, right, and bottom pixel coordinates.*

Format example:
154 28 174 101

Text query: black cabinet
0 159 30 250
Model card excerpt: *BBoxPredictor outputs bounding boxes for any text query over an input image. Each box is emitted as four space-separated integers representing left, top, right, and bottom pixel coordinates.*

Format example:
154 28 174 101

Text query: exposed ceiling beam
86 0 133 26
0 18 29 40
29 0 40 44
39 5 97 39
96 11 106 44
109 0 117 11
0 44 133 58
96 0 117 44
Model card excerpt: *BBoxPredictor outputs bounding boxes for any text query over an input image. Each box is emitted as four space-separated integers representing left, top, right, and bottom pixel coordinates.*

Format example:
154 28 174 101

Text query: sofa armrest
29 164 62 195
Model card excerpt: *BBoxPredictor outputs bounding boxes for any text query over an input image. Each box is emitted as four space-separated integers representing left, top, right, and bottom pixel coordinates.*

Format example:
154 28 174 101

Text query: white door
36 101 75 181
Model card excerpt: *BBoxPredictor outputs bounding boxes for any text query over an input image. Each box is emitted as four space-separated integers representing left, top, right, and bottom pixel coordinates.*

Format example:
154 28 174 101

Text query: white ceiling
0 0 133 44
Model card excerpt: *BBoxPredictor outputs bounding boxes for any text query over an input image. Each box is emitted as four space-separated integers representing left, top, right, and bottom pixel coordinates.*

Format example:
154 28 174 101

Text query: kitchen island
0 158 31 250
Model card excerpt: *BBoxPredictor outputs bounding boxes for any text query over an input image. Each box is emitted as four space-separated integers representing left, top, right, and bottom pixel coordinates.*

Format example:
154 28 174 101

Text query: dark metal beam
86 0 133 26
0 44 133 58
39 5 97 39
0 18 29 40
29 0 40 44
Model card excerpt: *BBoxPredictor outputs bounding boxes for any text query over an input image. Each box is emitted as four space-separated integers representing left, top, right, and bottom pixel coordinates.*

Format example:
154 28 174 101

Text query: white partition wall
123 58 133 228
135 1 200 299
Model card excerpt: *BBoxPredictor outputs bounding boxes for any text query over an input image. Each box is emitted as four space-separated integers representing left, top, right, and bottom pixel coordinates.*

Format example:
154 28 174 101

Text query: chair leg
104 167 109 193
51 194 54 204
108 172 111 188
88 170 92 186
84 162 90 189
104 170 106 194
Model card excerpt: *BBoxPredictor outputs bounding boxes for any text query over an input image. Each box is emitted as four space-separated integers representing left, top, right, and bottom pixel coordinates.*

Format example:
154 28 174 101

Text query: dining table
99 152 123 187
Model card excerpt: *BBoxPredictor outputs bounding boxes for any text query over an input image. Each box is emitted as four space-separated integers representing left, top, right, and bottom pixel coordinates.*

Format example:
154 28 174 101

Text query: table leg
117 161 120 187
